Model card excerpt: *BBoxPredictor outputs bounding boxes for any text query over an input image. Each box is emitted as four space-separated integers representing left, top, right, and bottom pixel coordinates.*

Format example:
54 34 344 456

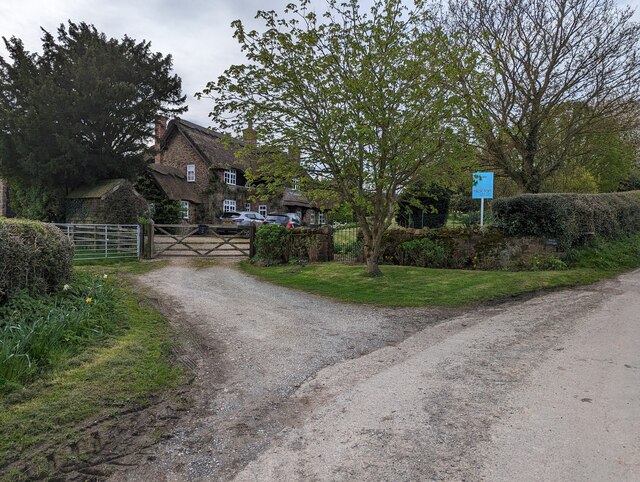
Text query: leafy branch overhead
200 0 476 275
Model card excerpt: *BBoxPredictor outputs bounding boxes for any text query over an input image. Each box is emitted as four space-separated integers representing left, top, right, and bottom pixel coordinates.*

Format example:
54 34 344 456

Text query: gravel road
116 261 640 481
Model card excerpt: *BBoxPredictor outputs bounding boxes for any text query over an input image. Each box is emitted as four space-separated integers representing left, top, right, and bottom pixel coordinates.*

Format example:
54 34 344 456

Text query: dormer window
186 164 195 182
224 168 237 185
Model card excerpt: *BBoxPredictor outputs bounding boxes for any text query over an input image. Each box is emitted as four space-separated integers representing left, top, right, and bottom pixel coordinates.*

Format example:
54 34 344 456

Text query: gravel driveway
116 261 640 481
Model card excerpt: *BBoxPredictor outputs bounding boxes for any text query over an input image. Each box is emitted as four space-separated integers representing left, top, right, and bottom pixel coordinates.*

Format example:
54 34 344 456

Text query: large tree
201 0 472 275
0 22 186 219
448 0 640 193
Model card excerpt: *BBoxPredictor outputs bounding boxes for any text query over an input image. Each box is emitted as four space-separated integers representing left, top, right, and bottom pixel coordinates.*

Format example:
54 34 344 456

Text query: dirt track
110 261 639 481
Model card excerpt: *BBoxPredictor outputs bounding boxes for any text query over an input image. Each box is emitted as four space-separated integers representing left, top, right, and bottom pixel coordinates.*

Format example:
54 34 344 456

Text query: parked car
219 211 265 232
264 212 303 228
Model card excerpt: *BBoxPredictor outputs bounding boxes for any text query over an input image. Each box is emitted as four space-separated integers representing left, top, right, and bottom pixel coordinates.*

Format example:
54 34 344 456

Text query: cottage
66 179 147 224
154 117 325 224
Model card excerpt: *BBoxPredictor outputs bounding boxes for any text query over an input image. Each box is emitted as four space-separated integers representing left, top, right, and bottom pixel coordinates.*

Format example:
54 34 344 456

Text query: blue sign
472 172 494 199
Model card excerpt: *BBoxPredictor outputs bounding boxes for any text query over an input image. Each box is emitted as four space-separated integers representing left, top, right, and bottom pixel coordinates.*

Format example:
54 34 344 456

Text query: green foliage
5 183 64 222
566 233 640 271
0 272 181 476
0 22 186 220
202 0 475 274
400 237 448 268
0 219 73 303
328 203 355 225
0 273 118 390
134 171 182 224
619 164 640 192
511 255 568 271
492 191 640 248
253 224 290 265
397 183 451 228
93 186 148 224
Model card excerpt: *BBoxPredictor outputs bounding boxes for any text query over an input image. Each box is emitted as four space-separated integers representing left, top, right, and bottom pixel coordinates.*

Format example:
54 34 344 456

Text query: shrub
253 224 289 264
492 191 640 248
400 237 449 268
0 219 74 303
396 183 451 228
511 255 568 271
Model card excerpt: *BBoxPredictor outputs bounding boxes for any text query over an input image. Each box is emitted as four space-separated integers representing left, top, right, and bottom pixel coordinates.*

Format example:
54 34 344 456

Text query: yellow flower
103 274 108 279
85 297 93 303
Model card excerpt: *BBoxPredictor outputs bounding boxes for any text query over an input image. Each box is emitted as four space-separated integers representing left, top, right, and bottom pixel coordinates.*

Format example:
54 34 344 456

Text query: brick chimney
243 120 257 145
154 115 168 163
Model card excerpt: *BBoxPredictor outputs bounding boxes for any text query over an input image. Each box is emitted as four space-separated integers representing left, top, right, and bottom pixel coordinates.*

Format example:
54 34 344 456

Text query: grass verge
0 270 181 479
241 234 640 307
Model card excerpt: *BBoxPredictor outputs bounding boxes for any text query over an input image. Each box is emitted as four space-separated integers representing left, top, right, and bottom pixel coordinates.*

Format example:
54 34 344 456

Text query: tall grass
0 273 123 391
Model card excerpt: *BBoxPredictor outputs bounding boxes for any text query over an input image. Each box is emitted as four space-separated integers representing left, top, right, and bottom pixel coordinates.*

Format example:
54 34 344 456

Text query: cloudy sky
1 0 639 128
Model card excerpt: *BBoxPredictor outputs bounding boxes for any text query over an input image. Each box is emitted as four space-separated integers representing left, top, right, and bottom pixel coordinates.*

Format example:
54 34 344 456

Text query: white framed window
224 168 237 185
292 177 299 190
181 200 190 220
258 205 267 216
223 199 236 212
318 212 325 224
310 210 315 225
244 202 251 211
186 164 195 182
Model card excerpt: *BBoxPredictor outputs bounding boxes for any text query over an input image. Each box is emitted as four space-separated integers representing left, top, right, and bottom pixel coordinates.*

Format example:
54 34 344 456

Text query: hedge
253 224 334 265
0 219 74 303
492 191 640 248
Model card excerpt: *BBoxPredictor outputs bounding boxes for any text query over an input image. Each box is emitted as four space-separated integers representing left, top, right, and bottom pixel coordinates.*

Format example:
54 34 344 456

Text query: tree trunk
365 245 382 276
362 227 383 276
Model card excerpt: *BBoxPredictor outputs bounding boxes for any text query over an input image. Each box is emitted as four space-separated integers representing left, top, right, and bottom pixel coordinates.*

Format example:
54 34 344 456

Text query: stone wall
287 225 334 262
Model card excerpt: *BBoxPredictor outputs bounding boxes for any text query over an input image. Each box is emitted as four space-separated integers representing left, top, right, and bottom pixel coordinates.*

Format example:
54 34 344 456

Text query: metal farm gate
55 223 141 260
149 223 255 258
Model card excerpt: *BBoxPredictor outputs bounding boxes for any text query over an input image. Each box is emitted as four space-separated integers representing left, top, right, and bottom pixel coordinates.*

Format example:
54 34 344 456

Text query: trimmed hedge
492 191 640 248
0 219 74 303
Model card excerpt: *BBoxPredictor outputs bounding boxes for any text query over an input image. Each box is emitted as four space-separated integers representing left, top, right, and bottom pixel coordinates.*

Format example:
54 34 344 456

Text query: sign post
472 172 494 227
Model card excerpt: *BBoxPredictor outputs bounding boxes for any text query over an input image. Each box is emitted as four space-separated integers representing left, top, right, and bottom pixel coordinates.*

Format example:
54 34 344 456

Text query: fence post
104 225 108 258
148 220 155 258
327 224 334 262
249 223 256 258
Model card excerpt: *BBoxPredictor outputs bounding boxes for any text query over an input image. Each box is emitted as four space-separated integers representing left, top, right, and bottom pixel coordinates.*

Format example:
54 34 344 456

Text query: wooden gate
149 224 255 258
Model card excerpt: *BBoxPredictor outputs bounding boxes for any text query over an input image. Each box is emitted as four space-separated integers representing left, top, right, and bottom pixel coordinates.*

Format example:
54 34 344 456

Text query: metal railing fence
332 224 362 262
54 223 141 260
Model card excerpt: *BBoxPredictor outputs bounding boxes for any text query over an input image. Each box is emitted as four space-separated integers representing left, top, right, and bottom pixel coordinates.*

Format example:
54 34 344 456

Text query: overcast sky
1 0 639 128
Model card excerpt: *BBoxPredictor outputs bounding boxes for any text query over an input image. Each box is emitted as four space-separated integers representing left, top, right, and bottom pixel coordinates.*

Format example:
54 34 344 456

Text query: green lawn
241 233 640 307
0 269 181 480
242 262 607 306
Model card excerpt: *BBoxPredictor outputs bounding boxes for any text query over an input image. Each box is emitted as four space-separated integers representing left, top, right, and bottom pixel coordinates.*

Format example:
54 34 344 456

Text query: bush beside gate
0 219 74 303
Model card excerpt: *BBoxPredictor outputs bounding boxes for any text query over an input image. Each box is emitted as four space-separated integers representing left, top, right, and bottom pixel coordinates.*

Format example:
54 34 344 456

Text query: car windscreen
266 215 288 221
